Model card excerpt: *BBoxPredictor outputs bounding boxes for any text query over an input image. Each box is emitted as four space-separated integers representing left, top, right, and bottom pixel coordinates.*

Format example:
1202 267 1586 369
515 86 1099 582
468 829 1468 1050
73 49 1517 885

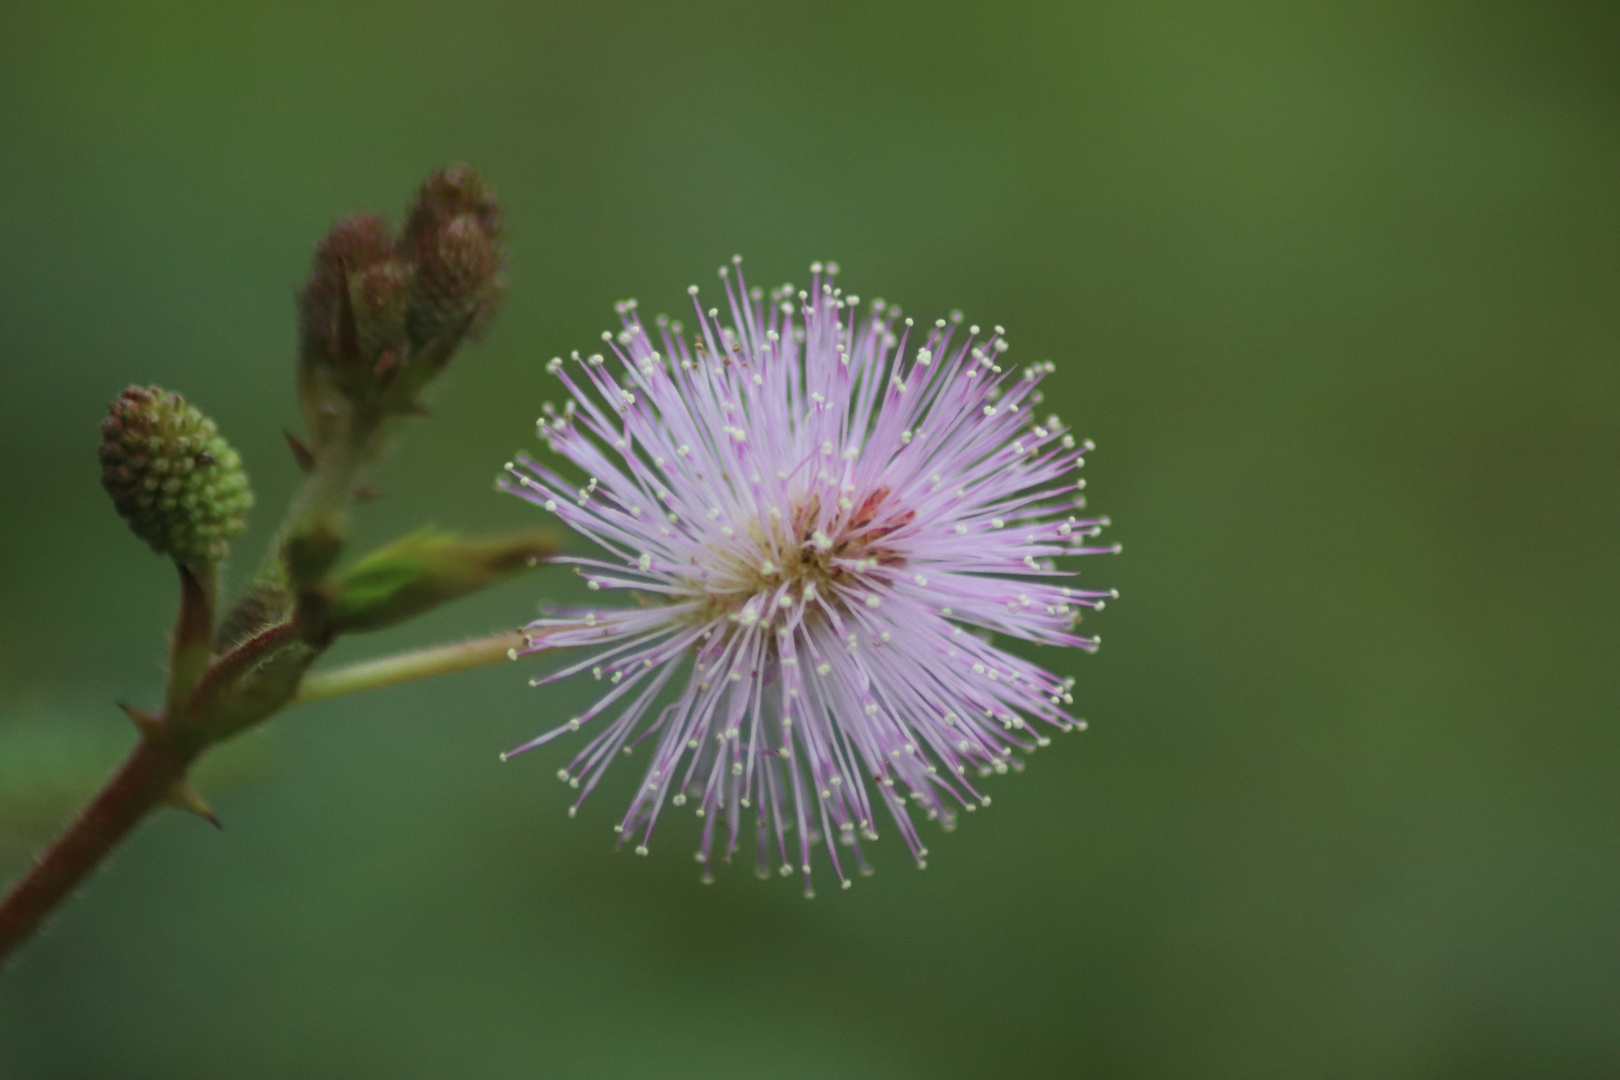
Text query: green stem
249 406 389 592
164 563 215 720
292 628 542 706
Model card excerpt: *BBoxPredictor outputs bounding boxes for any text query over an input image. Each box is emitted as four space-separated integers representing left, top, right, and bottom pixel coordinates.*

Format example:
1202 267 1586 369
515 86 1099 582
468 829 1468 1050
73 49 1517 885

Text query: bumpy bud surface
99 386 253 566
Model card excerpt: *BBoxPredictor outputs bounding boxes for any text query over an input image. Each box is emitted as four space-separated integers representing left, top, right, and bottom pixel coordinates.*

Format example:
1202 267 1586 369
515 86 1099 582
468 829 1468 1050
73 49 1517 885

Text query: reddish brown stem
0 733 202 966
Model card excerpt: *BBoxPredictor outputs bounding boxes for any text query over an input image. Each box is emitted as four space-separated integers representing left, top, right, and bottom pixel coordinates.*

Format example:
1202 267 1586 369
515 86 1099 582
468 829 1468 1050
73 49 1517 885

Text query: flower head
500 260 1115 894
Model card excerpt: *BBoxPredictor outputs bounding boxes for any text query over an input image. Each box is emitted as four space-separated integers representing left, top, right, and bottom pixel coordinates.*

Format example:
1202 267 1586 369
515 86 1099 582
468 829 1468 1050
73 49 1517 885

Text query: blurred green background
1 1 1617 1077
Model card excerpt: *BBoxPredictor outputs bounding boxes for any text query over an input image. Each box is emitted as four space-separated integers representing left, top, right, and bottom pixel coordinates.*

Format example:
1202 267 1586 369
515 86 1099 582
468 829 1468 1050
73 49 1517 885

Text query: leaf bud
328 527 557 635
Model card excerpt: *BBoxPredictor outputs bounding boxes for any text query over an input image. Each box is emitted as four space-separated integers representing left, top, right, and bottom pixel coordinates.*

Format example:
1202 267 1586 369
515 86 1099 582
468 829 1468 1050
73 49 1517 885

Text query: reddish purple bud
293 168 506 421
401 165 502 252
350 258 411 363
407 213 505 347
298 213 396 375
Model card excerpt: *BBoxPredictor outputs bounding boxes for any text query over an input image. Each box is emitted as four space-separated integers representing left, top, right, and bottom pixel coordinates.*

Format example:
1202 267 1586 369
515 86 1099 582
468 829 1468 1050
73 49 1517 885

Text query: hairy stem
0 626 533 966
0 626 528 964
293 629 537 706
0 732 203 967
244 406 388 601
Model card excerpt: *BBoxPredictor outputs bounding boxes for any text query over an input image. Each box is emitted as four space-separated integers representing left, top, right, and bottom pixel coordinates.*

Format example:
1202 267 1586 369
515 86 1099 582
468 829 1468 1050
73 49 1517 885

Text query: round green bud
99 386 254 566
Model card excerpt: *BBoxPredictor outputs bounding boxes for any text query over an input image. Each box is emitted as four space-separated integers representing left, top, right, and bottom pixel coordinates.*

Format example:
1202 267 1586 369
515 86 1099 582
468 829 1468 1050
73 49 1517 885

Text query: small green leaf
328 527 559 635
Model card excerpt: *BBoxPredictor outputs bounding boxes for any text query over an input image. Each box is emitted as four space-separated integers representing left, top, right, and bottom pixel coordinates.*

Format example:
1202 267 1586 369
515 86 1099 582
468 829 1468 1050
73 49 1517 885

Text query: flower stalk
292 628 538 706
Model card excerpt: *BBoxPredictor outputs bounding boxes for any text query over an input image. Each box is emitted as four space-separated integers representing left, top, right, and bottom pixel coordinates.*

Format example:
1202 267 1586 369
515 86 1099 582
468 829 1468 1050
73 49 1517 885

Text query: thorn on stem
117 702 163 737
165 781 222 829
283 430 316 474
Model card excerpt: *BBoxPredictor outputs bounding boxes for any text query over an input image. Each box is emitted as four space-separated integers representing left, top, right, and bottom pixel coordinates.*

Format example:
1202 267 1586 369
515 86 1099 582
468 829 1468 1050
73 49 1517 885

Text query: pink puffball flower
499 259 1115 895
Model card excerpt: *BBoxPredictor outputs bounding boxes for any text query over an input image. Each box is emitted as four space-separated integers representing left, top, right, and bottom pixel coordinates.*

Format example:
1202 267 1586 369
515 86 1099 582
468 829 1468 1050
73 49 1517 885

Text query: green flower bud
99 386 253 567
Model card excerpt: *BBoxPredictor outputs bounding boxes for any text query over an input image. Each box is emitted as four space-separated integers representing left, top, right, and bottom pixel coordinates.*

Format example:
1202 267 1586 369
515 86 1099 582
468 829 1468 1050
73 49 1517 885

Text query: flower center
686 486 915 624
